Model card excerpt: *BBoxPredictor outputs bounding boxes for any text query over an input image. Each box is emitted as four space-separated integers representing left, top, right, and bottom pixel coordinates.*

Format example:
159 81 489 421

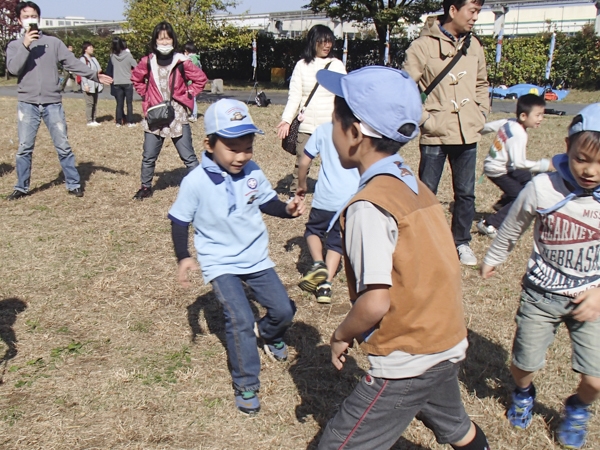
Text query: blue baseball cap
569 103 600 137
204 99 264 138
316 66 421 144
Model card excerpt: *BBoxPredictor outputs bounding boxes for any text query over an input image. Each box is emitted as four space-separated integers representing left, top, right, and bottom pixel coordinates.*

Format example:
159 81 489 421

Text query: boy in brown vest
315 66 489 450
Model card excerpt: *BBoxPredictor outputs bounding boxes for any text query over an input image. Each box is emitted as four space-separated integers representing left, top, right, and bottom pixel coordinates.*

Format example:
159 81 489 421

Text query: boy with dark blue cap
168 99 305 415
481 103 600 449
315 66 489 450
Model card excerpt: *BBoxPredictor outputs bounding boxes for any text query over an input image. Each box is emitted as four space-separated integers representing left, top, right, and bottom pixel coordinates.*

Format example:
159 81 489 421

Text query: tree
124 0 252 58
0 0 20 78
305 0 441 64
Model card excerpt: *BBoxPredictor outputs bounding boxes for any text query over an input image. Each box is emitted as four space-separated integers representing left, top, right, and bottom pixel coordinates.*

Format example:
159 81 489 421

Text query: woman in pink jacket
131 21 208 200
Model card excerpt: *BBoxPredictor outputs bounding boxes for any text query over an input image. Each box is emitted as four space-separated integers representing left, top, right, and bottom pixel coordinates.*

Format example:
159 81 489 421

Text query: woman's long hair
301 25 335 64
111 37 126 55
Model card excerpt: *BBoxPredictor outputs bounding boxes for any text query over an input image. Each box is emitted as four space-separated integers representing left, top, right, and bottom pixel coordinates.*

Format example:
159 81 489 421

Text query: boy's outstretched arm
572 287 600 322
331 285 390 370
259 196 305 218
170 219 199 288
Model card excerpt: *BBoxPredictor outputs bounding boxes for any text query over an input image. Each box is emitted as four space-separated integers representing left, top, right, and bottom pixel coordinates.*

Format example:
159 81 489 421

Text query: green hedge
5 26 600 90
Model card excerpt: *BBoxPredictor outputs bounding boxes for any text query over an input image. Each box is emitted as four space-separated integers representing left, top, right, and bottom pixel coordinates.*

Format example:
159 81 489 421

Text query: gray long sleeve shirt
7 33 99 104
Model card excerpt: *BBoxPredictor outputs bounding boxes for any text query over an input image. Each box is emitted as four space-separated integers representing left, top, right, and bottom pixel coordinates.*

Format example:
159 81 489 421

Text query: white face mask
22 18 39 31
156 44 173 55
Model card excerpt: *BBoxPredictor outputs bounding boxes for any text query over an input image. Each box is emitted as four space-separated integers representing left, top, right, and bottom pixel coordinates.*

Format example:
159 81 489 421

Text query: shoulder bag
282 61 332 155
145 56 180 130
420 32 472 104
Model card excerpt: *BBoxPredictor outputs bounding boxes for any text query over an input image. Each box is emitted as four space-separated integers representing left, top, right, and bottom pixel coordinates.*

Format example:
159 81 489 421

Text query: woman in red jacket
131 21 208 200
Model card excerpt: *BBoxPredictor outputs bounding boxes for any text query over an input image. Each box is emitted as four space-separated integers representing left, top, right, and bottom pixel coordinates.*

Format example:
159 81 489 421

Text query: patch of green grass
56 326 70 334
25 319 40 332
13 358 48 388
129 320 152 333
31 205 49 212
134 346 192 385
1 407 23 426
50 341 84 358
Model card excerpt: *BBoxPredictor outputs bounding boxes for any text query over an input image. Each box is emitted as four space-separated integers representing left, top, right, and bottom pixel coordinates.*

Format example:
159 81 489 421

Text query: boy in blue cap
481 104 600 449
316 66 489 450
168 99 305 415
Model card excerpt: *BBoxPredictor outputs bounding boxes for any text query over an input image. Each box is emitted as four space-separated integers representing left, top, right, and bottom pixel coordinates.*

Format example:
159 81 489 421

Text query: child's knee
581 375 600 394
277 298 296 326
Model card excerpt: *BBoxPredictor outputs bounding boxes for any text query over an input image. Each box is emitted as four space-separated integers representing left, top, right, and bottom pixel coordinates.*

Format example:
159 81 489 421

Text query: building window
58 21 64 26
45 20 52 26
65 21 72 26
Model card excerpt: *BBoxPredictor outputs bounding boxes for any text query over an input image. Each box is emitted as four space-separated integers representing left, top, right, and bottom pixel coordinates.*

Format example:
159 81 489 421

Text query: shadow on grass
154 167 189 192
95 114 114 124
461 329 561 433
274 173 316 195
0 298 27 384
30 161 129 194
0 163 14 178
285 236 313 276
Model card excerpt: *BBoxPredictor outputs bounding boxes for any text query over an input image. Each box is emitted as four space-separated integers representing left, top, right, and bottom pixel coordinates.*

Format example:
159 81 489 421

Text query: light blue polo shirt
168 152 278 283
305 122 360 212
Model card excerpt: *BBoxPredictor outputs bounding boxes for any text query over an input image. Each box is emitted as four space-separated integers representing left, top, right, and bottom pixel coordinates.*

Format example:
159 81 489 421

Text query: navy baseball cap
204 99 264 138
569 103 600 137
316 66 421 144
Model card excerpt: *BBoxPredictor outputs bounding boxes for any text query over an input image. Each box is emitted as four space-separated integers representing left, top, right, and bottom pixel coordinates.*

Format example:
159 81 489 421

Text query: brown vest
340 175 467 355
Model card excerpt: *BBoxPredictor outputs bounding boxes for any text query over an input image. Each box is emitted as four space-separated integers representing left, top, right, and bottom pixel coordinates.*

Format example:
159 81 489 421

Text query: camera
29 23 38 32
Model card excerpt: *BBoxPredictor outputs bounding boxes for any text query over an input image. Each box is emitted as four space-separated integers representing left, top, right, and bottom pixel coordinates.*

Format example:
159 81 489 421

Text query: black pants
114 84 134 124
486 169 532 229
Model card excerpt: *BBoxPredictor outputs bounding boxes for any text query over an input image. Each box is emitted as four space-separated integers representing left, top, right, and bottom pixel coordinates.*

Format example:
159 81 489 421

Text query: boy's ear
350 121 363 143
204 137 213 153
565 137 570 150
518 112 528 123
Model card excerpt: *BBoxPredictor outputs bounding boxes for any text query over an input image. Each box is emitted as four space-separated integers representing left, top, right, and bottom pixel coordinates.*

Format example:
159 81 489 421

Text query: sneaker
316 283 332 304
116 123 122 128
298 262 329 293
507 388 535 430
127 123 137 128
7 190 28 201
557 399 590 449
234 389 260 415
133 186 153 200
477 219 498 239
87 121 100 127
253 323 288 361
68 187 84 197
457 244 477 266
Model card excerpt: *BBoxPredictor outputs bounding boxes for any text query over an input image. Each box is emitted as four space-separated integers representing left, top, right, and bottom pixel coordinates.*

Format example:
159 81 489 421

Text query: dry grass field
0 96 597 449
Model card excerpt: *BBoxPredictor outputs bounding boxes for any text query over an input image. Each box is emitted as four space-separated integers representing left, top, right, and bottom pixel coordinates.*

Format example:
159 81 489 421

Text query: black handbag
145 56 178 130
282 62 332 155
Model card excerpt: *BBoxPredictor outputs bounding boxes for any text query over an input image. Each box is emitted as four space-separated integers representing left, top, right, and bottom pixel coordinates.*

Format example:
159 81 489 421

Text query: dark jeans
419 144 477 247
485 169 532 229
114 84 134 124
318 361 472 449
140 124 199 187
211 268 296 392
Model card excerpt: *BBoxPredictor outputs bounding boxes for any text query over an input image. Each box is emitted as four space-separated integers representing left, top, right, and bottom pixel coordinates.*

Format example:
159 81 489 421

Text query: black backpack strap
421 33 472 102
301 61 333 112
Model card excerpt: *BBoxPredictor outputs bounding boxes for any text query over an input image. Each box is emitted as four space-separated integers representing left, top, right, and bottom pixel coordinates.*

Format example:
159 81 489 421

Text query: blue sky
35 0 308 21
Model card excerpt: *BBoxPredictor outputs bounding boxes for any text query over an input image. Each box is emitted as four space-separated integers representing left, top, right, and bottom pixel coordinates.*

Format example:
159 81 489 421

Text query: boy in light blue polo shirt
168 99 306 415
296 122 360 303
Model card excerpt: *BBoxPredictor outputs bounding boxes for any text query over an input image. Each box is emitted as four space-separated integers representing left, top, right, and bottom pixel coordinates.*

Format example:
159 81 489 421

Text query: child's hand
330 330 351 371
572 288 600 322
286 195 306 217
480 262 497 279
177 257 199 288
548 160 555 171
296 182 307 199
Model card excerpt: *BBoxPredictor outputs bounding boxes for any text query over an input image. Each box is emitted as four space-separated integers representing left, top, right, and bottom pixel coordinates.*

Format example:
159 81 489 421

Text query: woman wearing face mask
130 21 208 200
80 42 103 126
276 25 345 195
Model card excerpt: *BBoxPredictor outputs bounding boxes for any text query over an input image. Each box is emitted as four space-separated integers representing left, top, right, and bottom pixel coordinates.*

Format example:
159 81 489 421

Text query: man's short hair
442 0 485 20
516 94 546 117
16 1 40 19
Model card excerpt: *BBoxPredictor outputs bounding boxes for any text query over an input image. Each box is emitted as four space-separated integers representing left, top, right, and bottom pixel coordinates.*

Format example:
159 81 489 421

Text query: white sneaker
127 123 137 128
457 244 477 266
477 219 498 238
87 121 100 127
116 123 122 128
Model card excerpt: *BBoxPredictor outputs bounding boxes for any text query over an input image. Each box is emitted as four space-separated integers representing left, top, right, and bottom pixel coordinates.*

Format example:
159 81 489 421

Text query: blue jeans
418 144 477 246
211 268 296 392
15 102 80 193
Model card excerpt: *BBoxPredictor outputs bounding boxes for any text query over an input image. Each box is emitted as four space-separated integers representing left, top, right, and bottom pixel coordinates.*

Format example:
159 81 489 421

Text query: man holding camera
6 1 112 200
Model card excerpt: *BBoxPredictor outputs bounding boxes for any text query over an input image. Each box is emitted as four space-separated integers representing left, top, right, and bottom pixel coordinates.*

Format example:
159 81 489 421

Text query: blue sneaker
265 341 288 361
507 389 535 429
557 402 590 449
235 390 260 415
